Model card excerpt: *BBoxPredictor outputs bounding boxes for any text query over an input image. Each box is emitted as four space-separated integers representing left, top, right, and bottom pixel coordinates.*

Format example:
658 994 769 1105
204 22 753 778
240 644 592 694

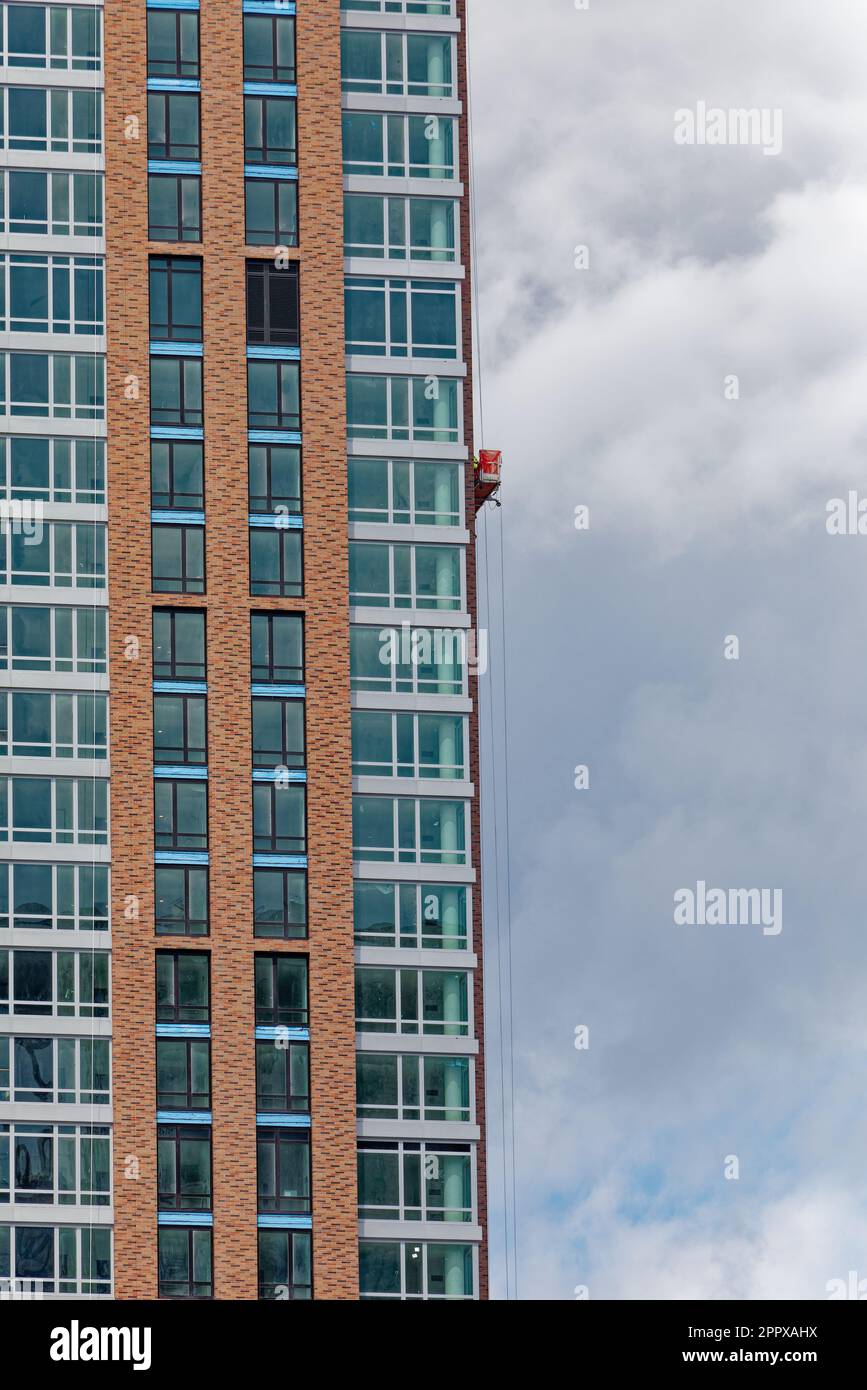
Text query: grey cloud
473 0 867 1298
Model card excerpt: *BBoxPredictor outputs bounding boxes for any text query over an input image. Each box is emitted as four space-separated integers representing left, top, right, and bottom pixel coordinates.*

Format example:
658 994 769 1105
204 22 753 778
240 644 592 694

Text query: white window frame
342 112 457 181
341 0 456 15
342 29 455 99
0 86 103 156
0 1122 111 1205
1 944 110 1017
346 374 461 446
344 193 458 264
357 1140 474 1224
0 520 107 588
348 456 462 527
0 860 110 932
349 538 464 610
0 1224 112 1297
352 792 468 865
355 963 470 1035
345 275 459 360
0 3 103 71
352 708 467 779
0 774 109 845
350 623 467 697
0 688 107 759
0 1033 111 1105
359 1240 476 1301
0 604 108 674
0 352 106 422
0 253 104 337
0 169 104 238
353 878 470 950
1 435 106 504
356 1050 472 1123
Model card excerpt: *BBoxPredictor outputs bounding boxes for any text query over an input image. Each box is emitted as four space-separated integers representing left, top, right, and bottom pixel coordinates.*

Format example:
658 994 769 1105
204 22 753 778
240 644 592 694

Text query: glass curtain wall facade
0 0 111 1298
342 0 486 1302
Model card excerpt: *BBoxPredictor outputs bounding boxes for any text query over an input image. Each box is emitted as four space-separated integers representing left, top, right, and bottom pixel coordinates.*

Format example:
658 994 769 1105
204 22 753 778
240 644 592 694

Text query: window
0 1034 109 1106
359 1240 473 1300
346 373 459 444
152 524 205 593
156 1037 210 1110
349 540 462 610
149 257 203 342
342 112 456 181
257 1129 310 1214
344 193 457 262
243 13 295 82
249 443 301 514
0 605 107 676
353 880 468 951
247 359 299 430
253 867 307 940
341 0 454 12
149 356 203 427
245 178 298 247
341 30 453 98
158 1227 212 1299
0 1123 110 1207
1 86 102 154
2 437 106 505
155 865 208 937
350 624 465 697
255 1038 309 1112
0 1225 111 1296
0 689 107 760
0 862 109 933
0 351 105 421
352 794 467 865
251 613 303 684
154 779 208 851
258 1229 311 1300
158 1125 211 1210
355 965 469 1036
351 710 465 779
148 91 200 161
358 1141 472 1223
148 173 201 243
252 782 305 854
156 952 209 1023
0 947 109 1018
2 4 102 70
356 1052 470 1122
252 696 304 768
246 261 299 347
349 456 461 527
151 439 204 510
250 529 302 598
154 693 207 765
345 276 458 359
0 521 106 589
0 775 108 846
244 95 296 164
0 253 103 336
1 170 103 237
254 954 308 1027
147 8 199 78
153 609 206 681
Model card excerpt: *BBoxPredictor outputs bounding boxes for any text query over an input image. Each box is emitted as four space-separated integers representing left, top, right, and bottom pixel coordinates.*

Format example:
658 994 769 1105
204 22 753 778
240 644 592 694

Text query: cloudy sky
470 0 867 1299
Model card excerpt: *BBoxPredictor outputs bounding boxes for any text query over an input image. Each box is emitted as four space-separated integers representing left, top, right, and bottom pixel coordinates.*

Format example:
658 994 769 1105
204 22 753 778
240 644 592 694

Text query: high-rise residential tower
0 0 489 1301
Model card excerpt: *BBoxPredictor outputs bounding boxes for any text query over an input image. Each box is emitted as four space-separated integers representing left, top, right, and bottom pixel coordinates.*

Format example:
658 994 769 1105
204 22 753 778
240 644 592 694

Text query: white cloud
472 0 867 1298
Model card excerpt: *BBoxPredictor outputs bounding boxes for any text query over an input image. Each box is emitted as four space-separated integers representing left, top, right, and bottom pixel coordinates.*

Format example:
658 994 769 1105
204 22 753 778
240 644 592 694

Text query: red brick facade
105 0 358 1300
